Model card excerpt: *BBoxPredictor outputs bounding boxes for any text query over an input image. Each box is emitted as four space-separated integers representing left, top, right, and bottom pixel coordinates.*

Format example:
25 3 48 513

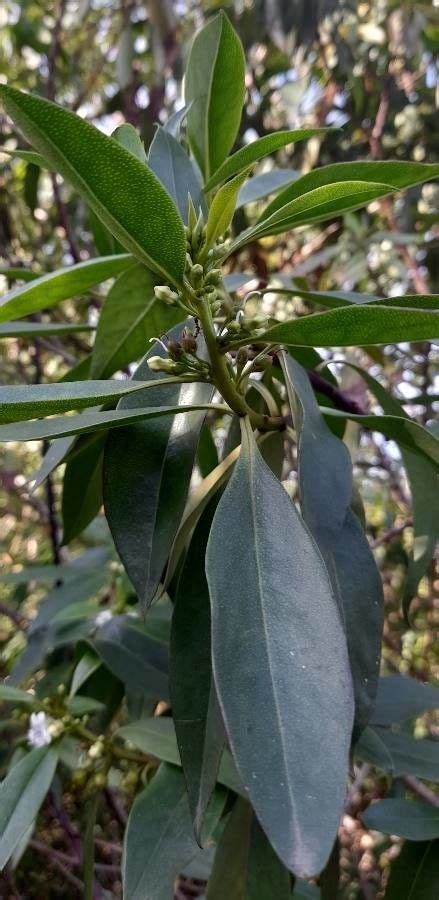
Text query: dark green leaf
257 305 439 348
185 11 245 182
371 676 439 726
206 418 354 876
90 262 184 378
321 408 439 469
1 147 47 167
148 127 205 222
170 500 224 840
385 840 439 899
0 266 39 282
0 748 58 868
362 800 439 840
0 685 35 705
103 334 214 608
123 763 225 900
282 354 383 734
372 729 439 782
61 436 105 544
94 616 169 700
0 254 131 323
0 320 94 338
205 128 332 190
0 86 186 285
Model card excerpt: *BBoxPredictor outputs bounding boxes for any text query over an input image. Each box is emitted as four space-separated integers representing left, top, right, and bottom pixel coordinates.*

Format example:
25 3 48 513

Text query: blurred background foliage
0 1 438 898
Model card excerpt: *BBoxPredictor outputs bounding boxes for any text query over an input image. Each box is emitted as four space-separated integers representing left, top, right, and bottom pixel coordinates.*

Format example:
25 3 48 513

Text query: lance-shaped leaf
0 266 39 281
122 764 225 900
367 728 439 782
0 748 59 869
148 127 205 222
371 675 439 726
0 321 94 338
205 128 333 190
0 401 223 443
1 147 47 167
0 86 186 285
0 377 188 423
265 287 439 311
94 616 169 700
206 798 291 899
321 407 439 469
334 362 439 616
255 304 439 347
259 161 439 223
112 123 147 162
185 11 245 181
281 354 383 734
0 254 131 323
206 418 354 877
170 499 225 841
204 170 248 252
103 332 214 609
90 263 184 378
384 840 439 899
61 435 105 544
236 169 300 208
362 800 439 841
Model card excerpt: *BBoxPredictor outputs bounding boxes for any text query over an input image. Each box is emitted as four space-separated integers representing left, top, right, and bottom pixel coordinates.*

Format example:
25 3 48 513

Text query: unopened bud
147 356 181 374
189 264 204 288
47 720 65 740
227 320 241 334
88 741 104 760
205 268 222 287
154 285 179 305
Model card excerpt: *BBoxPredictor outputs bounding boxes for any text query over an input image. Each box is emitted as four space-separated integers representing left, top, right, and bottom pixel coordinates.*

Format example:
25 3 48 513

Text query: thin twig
370 519 413 549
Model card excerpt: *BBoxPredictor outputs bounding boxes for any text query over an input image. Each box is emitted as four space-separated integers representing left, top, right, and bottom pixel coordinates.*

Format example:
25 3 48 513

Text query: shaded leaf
362 800 439 841
61 435 105 544
94 616 169 700
148 126 205 222
0 748 58 869
384 840 439 899
371 676 439 726
236 169 300 208
0 320 94 338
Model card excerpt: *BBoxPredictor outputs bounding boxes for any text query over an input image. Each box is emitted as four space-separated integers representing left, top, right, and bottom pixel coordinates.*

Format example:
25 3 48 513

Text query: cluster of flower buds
223 313 271 341
147 328 211 379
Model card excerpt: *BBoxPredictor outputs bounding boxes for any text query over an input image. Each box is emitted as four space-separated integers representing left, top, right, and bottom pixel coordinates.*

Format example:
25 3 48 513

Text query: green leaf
282 353 383 734
122 763 225 900
371 676 439 726
259 161 439 224
384 840 439 899
94 616 169 699
362 800 439 841
185 11 245 182
103 334 214 609
372 729 439 782
0 685 35 705
0 266 39 282
0 320 94 338
236 169 300 208
274 289 439 312
163 105 191 139
257 304 439 348
0 377 179 423
112 124 147 163
0 254 131 323
205 128 333 190
335 362 439 613
61 436 105 544
170 500 224 841
204 170 248 251
0 86 186 285
206 799 291 899
206 418 354 877
232 180 396 248
355 726 395 772
0 748 59 869
148 126 205 222
69 650 101 697
90 263 184 378
0 402 220 443
321 408 439 470
116 717 242 795
1 147 47 167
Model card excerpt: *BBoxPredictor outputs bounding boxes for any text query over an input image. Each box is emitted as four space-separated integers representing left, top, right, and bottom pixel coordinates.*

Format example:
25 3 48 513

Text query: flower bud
147 356 181 374
189 263 204 288
88 741 104 760
154 285 179 305
47 720 65 740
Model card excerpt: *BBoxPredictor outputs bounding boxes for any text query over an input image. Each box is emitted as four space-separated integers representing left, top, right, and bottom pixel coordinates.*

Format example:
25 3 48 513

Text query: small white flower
27 711 52 749
95 609 113 628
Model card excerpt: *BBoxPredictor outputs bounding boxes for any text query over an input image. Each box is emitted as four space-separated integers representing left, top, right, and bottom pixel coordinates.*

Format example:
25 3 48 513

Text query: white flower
27 711 52 749
95 609 113 627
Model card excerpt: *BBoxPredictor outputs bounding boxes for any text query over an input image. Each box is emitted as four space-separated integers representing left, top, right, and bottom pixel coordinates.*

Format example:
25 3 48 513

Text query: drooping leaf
255 304 439 348
0 254 131 323
281 354 383 734
371 676 439 726
185 11 245 182
204 170 248 252
0 86 186 285
122 763 225 900
112 123 147 162
148 126 205 222
93 616 169 700
61 435 105 544
206 798 291 899
103 332 214 609
384 840 439 899
0 748 59 869
91 263 184 378
170 499 225 840
206 418 354 877
362 800 439 841
321 408 439 469
205 128 332 190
